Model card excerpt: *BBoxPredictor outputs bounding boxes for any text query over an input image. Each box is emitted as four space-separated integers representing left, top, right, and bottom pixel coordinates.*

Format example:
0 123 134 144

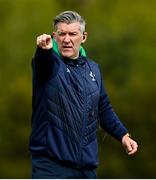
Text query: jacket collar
62 56 86 66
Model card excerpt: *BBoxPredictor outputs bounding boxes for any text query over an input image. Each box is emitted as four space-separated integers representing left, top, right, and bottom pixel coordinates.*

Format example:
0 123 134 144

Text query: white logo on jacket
66 68 70 73
89 71 96 81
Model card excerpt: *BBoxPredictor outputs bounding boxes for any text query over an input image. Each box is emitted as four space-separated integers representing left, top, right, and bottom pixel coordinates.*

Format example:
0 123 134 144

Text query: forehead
56 22 81 32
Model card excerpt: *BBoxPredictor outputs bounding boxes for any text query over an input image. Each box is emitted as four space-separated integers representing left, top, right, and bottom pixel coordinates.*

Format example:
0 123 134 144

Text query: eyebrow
57 31 80 35
57 30 79 33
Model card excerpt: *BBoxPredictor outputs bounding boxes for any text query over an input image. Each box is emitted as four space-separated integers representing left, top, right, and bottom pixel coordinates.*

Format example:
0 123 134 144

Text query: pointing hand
36 34 53 50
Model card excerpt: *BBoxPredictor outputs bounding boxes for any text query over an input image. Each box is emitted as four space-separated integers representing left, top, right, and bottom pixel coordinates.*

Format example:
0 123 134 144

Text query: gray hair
53 11 86 34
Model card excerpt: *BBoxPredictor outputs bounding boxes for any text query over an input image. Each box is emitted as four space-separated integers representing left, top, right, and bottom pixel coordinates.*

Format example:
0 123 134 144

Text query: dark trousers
31 154 97 179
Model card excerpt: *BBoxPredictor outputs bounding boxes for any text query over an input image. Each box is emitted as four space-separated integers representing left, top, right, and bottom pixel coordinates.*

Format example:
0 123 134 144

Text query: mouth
62 46 73 49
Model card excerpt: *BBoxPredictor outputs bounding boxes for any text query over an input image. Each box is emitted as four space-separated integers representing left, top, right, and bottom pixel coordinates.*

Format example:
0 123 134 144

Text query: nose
63 34 70 43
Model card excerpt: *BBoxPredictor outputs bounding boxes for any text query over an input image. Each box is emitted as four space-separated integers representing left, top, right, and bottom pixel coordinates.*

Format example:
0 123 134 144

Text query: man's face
53 22 87 59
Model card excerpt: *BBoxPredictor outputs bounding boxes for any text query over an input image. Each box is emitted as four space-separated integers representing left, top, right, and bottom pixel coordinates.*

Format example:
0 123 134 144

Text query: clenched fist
37 34 53 49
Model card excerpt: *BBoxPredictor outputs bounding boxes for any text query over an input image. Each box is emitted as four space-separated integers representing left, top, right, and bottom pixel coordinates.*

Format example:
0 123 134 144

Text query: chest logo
66 68 70 73
89 71 96 81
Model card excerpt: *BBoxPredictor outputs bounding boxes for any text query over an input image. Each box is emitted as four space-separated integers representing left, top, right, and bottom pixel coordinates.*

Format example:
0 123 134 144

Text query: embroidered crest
89 71 96 81
66 68 70 73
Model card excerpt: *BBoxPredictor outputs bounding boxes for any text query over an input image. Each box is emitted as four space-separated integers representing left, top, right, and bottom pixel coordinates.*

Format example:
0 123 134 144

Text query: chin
62 53 74 59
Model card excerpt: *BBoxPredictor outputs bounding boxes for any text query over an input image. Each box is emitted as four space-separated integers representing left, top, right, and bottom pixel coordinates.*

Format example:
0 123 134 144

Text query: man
30 11 138 179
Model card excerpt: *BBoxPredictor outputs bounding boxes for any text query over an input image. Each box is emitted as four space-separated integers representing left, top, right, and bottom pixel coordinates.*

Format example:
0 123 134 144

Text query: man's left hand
122 134 138 155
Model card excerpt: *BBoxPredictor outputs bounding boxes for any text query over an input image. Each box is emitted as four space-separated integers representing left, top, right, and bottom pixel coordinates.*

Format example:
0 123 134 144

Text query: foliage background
0 0 156 178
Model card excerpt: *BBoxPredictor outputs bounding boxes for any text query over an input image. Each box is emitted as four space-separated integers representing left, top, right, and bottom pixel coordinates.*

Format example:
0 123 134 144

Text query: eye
69 32 78 36
57 32 66 37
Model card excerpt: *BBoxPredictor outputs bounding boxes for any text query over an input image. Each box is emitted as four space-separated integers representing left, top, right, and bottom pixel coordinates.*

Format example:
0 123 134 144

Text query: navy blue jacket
29 47 128 169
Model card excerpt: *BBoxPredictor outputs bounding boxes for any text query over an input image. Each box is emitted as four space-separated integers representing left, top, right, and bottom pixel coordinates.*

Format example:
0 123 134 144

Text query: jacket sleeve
32 47 54 82
98 76 128 142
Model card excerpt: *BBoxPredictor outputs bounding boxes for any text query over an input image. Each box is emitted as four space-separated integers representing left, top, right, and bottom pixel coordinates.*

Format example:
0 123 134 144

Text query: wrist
122 133 131 144
124 133 131 138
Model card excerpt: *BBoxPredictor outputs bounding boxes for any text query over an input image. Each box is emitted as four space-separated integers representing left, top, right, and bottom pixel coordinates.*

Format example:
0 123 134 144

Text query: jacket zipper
77 64 87 167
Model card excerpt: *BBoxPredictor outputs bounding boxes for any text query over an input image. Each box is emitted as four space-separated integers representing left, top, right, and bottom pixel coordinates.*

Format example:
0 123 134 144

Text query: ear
81 32 88 43
52 32 57 41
